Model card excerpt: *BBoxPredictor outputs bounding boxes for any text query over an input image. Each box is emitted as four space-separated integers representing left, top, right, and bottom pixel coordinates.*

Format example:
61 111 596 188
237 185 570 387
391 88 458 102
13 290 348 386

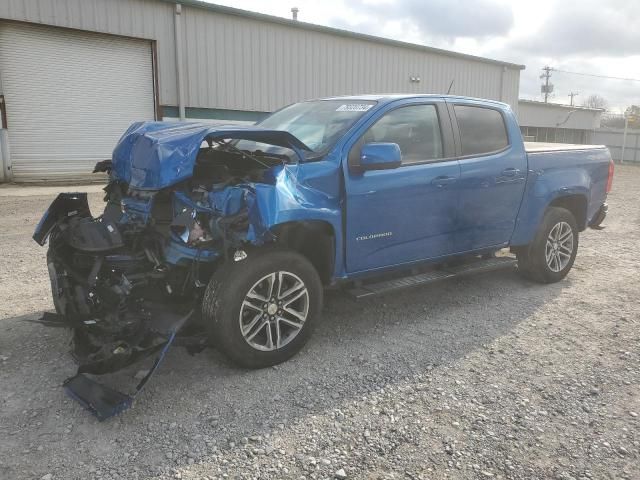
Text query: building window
519 126 588 144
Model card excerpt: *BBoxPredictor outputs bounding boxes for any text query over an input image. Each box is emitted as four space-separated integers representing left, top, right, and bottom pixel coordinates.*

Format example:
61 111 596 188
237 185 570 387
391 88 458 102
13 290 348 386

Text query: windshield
236 100 376 158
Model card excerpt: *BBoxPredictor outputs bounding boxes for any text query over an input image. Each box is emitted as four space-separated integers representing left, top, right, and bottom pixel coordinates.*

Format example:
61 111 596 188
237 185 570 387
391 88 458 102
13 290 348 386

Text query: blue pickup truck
34 95 613 418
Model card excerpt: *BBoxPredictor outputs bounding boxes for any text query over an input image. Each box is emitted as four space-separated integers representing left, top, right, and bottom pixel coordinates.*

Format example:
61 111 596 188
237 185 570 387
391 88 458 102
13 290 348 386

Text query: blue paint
209 186 252 216
359 143 402 170
509 147 610 245
163 236 220 266
109 95 612 282
120 196 154 224
111 122 311 190
172 191 216 215
454 103 528 251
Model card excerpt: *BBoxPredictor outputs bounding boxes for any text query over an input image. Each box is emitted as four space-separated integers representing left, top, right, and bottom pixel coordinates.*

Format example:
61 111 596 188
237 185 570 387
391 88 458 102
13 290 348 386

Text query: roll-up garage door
0 22 155 182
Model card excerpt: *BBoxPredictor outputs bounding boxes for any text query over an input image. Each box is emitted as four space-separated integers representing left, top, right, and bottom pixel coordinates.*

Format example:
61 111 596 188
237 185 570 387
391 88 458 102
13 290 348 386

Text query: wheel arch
270 220 336 284
548 193 588 231
511 188 590 246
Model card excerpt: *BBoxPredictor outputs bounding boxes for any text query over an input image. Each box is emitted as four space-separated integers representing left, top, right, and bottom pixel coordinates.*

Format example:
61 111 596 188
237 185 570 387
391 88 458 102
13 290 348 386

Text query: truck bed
518 141 611 241
524 142 607 153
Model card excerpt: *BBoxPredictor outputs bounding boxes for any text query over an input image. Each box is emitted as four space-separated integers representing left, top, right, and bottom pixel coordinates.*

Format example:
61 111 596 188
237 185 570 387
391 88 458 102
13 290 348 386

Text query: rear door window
454 105 509 156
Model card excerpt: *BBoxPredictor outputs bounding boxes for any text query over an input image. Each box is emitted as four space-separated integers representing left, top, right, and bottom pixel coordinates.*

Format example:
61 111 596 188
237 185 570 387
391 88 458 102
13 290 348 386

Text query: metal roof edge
518 99 605 112
162 0 526 70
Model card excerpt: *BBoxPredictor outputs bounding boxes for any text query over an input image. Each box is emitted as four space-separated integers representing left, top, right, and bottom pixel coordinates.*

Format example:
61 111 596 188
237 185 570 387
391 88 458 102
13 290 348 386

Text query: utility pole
540 66 553 103
568 92 579 106
621 115 628 164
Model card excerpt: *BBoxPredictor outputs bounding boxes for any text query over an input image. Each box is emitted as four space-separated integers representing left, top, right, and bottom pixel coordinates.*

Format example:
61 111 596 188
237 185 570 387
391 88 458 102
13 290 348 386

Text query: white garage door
0 22 155 182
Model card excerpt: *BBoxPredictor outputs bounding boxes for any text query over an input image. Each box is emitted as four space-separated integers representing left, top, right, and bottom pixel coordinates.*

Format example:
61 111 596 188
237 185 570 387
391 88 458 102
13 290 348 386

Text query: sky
206 0 640 112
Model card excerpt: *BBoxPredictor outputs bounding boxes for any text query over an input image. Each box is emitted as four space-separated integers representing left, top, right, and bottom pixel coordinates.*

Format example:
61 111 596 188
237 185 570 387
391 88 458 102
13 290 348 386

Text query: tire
516 207 579 284
202 247 323 369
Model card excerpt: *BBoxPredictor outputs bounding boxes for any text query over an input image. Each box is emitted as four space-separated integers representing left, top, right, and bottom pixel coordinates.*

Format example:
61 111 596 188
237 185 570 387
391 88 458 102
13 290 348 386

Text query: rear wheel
202 247 323 369
516 207 578 283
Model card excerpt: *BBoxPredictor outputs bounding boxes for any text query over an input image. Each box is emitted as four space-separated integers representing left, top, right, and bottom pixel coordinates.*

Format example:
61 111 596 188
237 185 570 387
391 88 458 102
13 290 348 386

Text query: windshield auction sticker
336 104 374 112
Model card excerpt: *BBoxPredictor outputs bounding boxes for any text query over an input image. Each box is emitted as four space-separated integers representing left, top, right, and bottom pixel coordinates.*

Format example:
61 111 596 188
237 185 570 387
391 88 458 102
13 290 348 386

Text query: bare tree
582 94 609 110
600 115 626 129
624 105 640 129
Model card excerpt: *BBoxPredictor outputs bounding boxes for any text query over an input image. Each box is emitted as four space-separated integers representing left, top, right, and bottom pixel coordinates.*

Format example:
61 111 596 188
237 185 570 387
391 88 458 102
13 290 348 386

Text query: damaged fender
32 121 343 419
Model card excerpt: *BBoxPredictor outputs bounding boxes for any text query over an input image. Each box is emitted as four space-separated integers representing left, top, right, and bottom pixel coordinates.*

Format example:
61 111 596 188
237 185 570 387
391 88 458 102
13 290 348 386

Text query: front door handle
501 168 521 177
431 175 457 187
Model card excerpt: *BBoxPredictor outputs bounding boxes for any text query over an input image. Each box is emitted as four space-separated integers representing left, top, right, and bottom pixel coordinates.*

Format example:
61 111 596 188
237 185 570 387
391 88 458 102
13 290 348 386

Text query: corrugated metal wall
0 0 521 114
589 129 640 163
179 7 520 112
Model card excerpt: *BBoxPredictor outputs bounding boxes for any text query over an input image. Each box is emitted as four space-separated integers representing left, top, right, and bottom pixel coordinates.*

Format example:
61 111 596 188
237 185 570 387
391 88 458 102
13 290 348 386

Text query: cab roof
317 94 511 109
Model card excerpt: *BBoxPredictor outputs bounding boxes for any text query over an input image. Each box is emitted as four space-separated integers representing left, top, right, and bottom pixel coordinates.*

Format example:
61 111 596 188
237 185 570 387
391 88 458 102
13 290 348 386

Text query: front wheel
202 247 323 369
516 207 578 283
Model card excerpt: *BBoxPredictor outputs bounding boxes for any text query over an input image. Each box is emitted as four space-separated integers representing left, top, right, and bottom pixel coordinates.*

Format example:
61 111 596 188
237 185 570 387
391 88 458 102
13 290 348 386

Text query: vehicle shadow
0 268 568 477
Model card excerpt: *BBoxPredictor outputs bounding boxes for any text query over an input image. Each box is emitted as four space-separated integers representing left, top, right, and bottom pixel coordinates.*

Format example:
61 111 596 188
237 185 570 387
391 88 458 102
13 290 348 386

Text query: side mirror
357 143 401 172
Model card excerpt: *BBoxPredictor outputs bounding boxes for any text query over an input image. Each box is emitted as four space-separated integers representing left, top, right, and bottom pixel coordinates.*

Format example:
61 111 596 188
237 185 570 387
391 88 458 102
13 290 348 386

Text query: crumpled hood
111 121 311 190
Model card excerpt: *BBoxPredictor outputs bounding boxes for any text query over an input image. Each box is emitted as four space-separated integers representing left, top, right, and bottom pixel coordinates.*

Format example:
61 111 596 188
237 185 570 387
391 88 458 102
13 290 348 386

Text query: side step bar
348 257 518 299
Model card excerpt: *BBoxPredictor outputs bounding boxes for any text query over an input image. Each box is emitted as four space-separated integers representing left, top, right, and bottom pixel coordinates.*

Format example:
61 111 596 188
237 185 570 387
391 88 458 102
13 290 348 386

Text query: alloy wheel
238 271 309 351
545 221 574 272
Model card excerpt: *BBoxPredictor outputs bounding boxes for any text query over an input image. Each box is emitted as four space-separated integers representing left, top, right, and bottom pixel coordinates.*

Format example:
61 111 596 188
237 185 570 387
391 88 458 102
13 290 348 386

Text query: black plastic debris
63 374 133 421
63 311 192 421
27 312 70 328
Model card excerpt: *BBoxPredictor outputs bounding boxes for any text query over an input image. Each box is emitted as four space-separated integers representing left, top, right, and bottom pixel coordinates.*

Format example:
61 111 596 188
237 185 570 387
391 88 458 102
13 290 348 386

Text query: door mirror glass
358 142 402 171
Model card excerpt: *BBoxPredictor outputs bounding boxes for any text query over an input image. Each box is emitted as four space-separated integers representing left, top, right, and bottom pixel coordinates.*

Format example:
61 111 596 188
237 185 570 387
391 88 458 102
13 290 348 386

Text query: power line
552 68 640 83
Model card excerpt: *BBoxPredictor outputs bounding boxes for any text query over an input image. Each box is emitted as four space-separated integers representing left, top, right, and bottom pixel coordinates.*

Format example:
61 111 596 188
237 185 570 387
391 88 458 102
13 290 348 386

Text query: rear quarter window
454 105 509 156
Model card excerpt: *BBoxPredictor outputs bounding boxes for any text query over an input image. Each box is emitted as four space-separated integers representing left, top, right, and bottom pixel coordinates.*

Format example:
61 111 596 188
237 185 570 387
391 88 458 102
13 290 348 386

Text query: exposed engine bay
30 118 343 419
30 126 317 419
37 141 292 375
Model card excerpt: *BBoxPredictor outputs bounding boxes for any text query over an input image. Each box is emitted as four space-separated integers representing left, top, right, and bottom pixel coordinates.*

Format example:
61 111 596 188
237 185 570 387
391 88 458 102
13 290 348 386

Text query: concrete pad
0 183 106 197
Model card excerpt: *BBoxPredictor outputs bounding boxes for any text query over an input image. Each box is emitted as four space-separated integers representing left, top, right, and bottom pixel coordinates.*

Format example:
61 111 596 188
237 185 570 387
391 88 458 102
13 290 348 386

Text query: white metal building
0 0 524 183
518 100 603 144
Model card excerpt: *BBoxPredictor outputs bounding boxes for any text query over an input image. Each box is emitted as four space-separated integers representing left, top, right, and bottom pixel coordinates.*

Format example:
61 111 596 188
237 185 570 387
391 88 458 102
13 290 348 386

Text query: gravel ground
0 166 638 480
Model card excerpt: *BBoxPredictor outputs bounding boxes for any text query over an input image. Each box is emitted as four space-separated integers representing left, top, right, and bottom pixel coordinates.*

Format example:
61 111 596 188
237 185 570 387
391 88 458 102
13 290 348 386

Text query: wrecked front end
33 122 326 419
35 187 205 376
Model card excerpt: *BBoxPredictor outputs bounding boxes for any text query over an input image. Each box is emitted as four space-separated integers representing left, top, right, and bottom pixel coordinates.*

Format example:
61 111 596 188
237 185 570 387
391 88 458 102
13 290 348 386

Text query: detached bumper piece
63 375 133 421
63 311 191 421
28 311 71 328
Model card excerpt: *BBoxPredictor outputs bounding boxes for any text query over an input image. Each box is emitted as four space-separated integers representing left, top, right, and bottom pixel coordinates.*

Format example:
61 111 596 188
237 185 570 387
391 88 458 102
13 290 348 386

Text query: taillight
606 160 614 194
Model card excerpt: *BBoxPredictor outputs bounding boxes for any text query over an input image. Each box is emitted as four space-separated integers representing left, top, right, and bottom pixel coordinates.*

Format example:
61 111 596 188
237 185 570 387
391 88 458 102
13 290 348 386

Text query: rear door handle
501 168 521 177
431 175 457 187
